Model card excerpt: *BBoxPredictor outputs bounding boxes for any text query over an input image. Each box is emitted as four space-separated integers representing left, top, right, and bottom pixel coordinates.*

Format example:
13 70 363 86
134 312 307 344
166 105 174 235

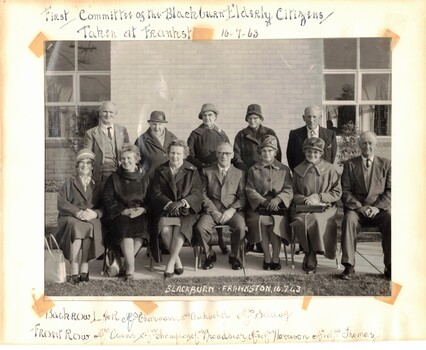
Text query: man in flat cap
194 142 247 270
134 110 177 174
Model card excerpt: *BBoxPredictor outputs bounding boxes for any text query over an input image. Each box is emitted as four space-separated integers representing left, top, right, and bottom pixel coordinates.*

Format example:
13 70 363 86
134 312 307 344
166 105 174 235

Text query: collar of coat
116 165 146 181
241 125 269 140
158 160 197 173
294 159 330 177
254 159 285 170
192 123 224 135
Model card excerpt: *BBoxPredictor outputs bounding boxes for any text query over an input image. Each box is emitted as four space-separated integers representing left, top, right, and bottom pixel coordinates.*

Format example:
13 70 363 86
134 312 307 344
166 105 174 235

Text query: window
44 41 111 138
323 38 391 136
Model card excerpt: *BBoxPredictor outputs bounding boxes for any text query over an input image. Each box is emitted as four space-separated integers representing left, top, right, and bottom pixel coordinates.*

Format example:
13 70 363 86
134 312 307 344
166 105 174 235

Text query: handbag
105 246 123 277
44 234 67 283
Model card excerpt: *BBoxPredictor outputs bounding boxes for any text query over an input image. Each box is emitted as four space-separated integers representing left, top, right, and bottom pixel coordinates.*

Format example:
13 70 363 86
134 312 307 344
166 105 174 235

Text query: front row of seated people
56 131 391 283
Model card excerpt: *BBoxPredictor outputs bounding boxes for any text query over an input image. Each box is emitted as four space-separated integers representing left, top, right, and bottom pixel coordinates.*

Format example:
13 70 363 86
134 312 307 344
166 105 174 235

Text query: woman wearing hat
55 149 104 284
134 110 177 174
103 143 150 281
187 103 230 169
290 137 342 274
233 104 282 172
245 135 293 270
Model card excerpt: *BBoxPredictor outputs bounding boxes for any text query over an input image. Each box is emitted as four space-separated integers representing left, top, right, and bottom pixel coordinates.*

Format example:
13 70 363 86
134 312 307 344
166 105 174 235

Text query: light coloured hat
302 137 325 153
259 135 278 150
198 103 219 119
76 148 95 164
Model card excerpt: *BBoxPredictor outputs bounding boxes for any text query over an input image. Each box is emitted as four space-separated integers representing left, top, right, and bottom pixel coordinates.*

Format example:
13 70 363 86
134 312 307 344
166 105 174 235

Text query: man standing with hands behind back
84 101 129 190
340 131 391 280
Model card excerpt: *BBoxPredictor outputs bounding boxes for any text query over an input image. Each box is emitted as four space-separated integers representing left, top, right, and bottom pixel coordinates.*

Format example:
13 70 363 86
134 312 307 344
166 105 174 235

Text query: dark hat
259 135 278 150
245 104 264 121
148 111 168 123
302 137 325 153
198 103 219 119
75 148 95 164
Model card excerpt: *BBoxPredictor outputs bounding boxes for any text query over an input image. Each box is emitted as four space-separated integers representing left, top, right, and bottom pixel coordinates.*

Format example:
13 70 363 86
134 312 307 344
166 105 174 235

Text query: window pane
360 38 391 69
360 105 391 136
45 76 74 102
325 105 356 136
80 75 111 102
77 41 111 71
45 41 75 71
323 39 357 69
324 74 355 100
362 74 391 101
46 106 75 137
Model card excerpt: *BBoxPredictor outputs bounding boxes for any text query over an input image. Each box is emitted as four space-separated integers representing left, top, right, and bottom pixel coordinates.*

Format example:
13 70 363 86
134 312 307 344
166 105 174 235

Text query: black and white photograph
43 38 392 297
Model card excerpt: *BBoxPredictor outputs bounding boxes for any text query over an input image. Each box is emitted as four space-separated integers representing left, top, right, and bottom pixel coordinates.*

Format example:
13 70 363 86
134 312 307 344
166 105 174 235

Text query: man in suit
340 131 391 280
286 105 337 172
84 101 130 189
194 142 247 270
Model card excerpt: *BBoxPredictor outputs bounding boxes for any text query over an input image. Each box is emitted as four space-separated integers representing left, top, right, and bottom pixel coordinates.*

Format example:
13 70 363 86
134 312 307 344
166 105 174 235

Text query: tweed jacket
286 126 337 171
83 124 129 181
233 125 282 172
341 155 391 211
134 128 177 173
200 164 246 214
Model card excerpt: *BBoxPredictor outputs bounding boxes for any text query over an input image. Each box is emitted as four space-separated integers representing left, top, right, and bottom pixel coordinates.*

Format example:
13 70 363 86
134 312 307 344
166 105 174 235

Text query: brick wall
45 141 76 181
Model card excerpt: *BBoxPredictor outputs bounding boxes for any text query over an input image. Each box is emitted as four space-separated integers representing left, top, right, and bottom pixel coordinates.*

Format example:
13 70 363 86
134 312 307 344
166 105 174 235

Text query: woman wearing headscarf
290 137 342 274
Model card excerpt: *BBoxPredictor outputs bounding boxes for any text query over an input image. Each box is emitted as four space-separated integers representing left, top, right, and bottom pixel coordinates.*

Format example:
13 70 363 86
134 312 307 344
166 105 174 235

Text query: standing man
194 142 246 270
286 105 337 172
233 104 282 172
340 131 391 280
84 101 129 189
134 110 177 174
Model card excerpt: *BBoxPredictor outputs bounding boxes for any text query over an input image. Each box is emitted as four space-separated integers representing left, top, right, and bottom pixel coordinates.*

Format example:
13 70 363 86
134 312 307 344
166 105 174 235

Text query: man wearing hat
134 110 177 174
187 103 230 169
84 101 129 189
194 142 247 270
286 105 337 172
233 104 282 172
340 131 391 280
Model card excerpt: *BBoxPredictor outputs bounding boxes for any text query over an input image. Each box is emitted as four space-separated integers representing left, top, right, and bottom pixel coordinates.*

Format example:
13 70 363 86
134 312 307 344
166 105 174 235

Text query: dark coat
233 125 282 172
286 126 337 171
103 166 150 246
187 124 229 169
150 160 203 262
134 128 177 173
84 124 130 182
55 176 103 261
341 156 391 210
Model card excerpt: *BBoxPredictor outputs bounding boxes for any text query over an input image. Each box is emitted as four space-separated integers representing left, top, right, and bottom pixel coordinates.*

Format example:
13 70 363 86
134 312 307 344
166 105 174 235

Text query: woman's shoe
80 272 90 282
70 275 80 284
263 260 272 271
271 262 281 271
164 272 174 279
174 268 184 275
124 273 134 281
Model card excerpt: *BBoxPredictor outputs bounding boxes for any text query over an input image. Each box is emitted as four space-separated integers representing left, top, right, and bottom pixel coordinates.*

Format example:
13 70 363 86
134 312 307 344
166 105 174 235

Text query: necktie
107 127 112 141
366 158 371 168
310 129 315 137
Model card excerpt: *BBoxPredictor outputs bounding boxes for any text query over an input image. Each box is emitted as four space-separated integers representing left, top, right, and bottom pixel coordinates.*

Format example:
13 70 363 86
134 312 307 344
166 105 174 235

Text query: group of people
54 101 391 284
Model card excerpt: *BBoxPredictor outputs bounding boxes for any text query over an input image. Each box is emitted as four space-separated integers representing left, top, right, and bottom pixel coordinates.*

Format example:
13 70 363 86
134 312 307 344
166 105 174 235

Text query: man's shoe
203 255 214 270
220 246 230 254
341 265 355 280
232 258 242 270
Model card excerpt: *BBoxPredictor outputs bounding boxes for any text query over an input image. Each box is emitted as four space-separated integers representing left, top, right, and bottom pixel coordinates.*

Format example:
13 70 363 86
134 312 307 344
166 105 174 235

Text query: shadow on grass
45 273 390 297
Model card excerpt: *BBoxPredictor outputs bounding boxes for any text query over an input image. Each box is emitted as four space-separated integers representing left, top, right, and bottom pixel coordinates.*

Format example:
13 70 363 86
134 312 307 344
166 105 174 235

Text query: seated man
341 131 391 280
194 142 247 270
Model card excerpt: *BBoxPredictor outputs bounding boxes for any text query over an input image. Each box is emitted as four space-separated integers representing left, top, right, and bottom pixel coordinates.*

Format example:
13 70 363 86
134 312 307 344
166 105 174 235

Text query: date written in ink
221 28 258 39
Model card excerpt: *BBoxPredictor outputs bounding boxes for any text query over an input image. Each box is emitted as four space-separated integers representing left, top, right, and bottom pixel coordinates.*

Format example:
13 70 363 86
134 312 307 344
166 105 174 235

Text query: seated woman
55 149 103 284
150 139 203 278
245 135 293 271
103 143 150 281
290 137 342 274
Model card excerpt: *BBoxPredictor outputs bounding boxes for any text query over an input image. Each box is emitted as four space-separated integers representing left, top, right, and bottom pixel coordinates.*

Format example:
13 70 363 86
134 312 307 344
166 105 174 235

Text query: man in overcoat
134 110 177 174
194 142 247 270
286 105 337 172
340 131 391 280
84 101 129 188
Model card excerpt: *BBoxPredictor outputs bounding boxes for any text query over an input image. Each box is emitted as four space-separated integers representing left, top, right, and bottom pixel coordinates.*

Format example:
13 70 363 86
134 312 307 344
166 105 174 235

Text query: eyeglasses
217 152 233 157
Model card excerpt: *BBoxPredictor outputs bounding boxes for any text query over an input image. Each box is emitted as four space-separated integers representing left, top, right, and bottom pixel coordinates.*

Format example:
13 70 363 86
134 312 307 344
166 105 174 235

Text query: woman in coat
55 149 103 284
245 135 293 270
290 137 342 274
150 139 203 278
103 143 150 281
